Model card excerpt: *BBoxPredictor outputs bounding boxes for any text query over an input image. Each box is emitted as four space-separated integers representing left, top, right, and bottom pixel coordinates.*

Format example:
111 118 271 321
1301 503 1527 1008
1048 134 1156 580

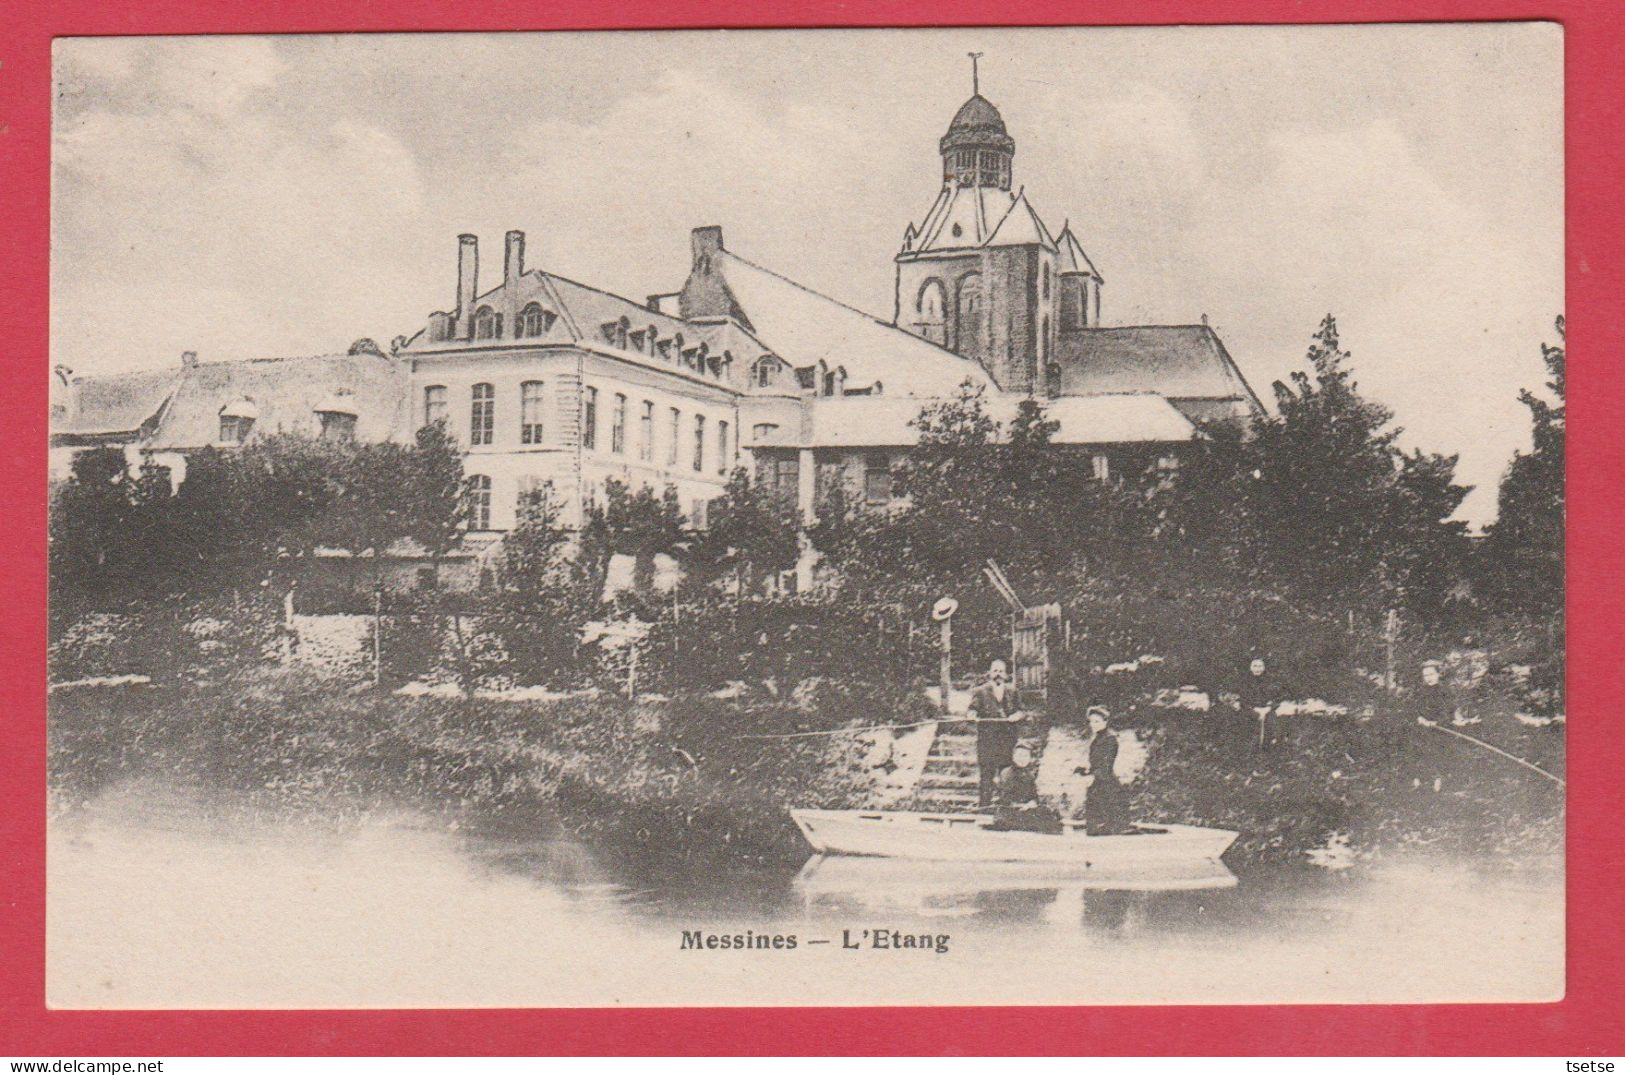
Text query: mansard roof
1052 325 1264 412
146 352 409 450
706 249 993 397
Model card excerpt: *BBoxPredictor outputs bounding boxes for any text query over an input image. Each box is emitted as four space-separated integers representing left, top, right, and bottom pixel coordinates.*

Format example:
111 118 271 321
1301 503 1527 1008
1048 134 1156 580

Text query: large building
50 76 1264 584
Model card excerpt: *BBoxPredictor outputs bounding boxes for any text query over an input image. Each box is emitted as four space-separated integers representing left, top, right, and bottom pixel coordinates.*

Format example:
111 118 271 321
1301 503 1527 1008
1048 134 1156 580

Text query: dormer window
616 318 630 349
316 392 359 442
319 411 357 442
218 399 258 444
518 303 551 338
630 329 647 353
754 356 779 388
474 306 499 340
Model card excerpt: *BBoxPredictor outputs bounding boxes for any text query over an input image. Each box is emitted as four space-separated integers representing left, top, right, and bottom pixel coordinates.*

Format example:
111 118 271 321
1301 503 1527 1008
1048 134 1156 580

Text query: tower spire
968 51 982 95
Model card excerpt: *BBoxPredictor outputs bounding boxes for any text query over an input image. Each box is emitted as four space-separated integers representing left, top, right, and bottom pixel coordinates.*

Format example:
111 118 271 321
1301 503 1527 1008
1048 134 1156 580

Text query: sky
50 26 1563 525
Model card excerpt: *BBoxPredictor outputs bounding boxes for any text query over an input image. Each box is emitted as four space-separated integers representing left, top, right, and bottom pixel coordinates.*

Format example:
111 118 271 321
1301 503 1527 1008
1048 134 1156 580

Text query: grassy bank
48 667 1563 869
47 668 874 870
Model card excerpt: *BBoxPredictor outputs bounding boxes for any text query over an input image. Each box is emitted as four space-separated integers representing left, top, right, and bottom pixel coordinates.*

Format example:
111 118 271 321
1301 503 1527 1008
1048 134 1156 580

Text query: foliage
687 468 801 594
1483 316 1565 617
1163 316 1471 616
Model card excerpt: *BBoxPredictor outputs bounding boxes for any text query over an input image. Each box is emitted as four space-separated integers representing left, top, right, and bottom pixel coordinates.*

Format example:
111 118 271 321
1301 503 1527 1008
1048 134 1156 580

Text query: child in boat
988 743 1063 834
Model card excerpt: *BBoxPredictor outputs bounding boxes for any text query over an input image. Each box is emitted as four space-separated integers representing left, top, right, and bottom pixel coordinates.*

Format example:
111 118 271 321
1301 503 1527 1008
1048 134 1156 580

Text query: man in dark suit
969 659 1024 808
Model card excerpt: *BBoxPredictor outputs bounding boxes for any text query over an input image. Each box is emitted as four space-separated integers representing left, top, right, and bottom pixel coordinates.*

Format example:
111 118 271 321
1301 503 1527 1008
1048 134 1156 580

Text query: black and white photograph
46 25 1565 1007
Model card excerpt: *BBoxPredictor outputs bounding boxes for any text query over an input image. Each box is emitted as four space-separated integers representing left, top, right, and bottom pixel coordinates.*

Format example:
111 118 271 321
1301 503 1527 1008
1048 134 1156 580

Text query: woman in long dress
1080 706 1131 835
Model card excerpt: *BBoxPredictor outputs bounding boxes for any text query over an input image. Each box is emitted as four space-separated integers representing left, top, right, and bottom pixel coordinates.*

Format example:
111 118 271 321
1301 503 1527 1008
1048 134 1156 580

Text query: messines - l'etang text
680 928 951 954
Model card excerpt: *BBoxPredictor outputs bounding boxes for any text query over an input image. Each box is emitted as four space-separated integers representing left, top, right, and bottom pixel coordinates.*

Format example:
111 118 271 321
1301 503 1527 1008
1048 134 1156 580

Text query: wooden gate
1012 602 1061 706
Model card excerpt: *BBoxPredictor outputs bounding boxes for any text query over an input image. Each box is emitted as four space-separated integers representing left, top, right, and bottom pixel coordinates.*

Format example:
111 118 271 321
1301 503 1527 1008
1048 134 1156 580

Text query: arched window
954 273 983 351
915 278 947 343
465 475 492 531
520 381 544 444
1046 363 1062 398
615 317 630 349
518 303 548 338
754 357 779 388
423 385 447 428
470 382 494 445
474 306 499 340
1042 263 1051 300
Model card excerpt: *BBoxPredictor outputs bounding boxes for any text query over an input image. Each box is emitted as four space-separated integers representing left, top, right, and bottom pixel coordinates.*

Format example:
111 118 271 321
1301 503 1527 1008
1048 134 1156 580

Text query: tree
689 468 801 595
578 479 687 598
1177 315 1471 615
1484 316 1565 615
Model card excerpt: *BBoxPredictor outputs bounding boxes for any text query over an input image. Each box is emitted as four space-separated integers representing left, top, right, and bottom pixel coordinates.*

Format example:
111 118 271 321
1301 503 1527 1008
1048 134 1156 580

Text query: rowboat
790 808 1237 867
793 853 1238 894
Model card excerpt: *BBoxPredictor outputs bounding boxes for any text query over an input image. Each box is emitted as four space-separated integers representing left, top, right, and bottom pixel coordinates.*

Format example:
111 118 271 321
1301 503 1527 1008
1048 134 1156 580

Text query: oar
1416 718 1565 786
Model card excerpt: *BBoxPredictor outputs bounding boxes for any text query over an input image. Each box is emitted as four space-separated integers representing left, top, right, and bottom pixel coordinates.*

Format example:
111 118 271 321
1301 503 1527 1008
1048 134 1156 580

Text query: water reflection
791 854 1236 931
47 782 1564 1008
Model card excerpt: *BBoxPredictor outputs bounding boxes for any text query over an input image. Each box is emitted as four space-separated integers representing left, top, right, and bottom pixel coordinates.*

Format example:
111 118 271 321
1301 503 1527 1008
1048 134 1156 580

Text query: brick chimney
457 234 478 340
504 230 525 288
690 225 724 269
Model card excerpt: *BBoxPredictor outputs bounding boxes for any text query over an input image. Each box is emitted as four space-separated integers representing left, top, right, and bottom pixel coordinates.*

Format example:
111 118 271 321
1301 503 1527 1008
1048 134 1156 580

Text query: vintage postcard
46 24 1564 1008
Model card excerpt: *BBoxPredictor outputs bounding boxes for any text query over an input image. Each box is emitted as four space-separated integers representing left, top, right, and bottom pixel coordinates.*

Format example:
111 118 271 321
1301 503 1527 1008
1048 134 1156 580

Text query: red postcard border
2 0 1620 1056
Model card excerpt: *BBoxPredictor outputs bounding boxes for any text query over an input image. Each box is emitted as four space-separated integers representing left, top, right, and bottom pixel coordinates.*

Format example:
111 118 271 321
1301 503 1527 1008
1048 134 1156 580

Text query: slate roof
710 250 993 397
146 352 410 450
1053 325 1264 412
805 393 1195 448
52 368 181 438
905 184 1059 255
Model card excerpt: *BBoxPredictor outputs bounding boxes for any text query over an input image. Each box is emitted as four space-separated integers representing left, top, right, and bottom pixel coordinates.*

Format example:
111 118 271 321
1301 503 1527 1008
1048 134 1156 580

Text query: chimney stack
457 234 479 338
690 225 724 269
181 351 198 368
504 230 525 289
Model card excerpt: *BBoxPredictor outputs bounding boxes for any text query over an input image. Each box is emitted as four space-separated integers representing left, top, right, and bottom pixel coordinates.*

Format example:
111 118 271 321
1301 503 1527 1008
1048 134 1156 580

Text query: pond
47 781 1562 1008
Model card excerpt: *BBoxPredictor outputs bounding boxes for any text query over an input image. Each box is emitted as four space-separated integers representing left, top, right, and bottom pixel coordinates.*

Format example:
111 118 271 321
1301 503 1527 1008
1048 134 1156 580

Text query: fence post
1384 608 1399 693
939 615 953 715
372 584 383 688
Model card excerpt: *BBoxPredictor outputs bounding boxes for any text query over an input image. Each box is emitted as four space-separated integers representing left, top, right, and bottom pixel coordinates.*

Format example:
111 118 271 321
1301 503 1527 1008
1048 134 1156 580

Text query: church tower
894 58 1101 395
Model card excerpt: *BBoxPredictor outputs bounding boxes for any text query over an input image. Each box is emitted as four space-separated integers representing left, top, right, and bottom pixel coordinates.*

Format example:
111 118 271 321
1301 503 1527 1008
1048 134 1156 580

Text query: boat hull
790 808 1237 866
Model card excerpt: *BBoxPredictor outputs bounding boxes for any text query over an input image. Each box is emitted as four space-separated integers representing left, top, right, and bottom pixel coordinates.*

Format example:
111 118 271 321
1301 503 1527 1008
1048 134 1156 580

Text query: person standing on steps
969 658 1024 809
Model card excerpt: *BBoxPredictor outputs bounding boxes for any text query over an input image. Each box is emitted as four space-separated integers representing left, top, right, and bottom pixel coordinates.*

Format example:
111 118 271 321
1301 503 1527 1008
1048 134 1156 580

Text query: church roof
53 367 181 438
946 94 1008 138
710 249 992 397
907 185 1058 254
147 352 409 449
1056 223 1102 280
806 392 1195 448
1053 325 1264 412
985 189 1057 250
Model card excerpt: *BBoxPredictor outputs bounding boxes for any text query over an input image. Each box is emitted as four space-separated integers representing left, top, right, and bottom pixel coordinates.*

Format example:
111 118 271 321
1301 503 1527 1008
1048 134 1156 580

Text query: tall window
761 455 799 509
465 474 492 530
423 385 447 428
520 381 544 444
582 386 598 450
640 400 654 461
474 306 499 340
611 393 627 454
864 454 893 504
1091 452 1111 483
667 408 680 465
692 414 705 472
470 383 494 445
754 357 777 387
717 420 729 475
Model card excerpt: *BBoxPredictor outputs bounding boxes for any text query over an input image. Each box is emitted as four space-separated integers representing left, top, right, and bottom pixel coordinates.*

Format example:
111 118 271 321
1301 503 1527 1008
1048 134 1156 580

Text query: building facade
51 76 1266 587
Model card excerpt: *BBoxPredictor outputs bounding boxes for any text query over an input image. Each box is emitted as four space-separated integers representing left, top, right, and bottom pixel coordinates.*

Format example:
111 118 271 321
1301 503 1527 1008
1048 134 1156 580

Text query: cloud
53 39 430 373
